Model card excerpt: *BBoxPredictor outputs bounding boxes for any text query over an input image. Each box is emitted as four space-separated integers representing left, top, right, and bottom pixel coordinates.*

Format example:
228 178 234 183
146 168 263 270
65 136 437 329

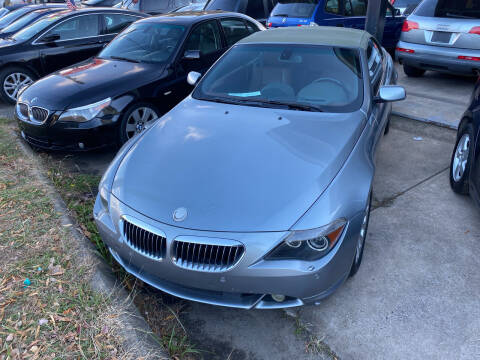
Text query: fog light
78 142 85 149
271 294 286 303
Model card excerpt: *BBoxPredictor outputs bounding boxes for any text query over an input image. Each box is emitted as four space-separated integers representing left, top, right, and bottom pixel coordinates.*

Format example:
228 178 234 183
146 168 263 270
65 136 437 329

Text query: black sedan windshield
11 13 62 42
194 44 363 113
0 7 30 28
99 22 186 64
1 9 56 35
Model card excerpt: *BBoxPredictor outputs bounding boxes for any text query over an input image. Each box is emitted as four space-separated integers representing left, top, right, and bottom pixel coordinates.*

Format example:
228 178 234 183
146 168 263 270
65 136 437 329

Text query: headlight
265 219 346 261
58 98 111 123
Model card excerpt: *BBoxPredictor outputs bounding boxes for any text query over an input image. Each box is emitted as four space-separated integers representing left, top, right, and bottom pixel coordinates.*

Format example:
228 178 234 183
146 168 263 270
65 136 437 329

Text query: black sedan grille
122 219 166 260
18 103 28 118
31 107 49 123
16 102 49 124
172 240 244 272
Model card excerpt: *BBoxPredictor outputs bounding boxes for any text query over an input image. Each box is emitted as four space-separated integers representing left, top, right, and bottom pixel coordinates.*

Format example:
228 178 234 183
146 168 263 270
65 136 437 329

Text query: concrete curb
13 132 169 360
392 111 458 131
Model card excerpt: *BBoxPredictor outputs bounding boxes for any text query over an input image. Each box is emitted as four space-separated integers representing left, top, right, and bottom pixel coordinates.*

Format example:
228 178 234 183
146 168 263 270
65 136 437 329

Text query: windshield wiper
109 56 140 63
257 100 324 112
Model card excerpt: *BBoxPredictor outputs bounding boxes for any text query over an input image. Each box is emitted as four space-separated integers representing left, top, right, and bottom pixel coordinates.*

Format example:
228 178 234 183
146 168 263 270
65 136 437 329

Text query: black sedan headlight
265 219 346 261
58 98 111 123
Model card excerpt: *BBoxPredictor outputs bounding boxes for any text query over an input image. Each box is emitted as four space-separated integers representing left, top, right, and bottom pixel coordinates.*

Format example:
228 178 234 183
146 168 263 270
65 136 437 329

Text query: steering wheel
298 78 350 104
312 78 350 97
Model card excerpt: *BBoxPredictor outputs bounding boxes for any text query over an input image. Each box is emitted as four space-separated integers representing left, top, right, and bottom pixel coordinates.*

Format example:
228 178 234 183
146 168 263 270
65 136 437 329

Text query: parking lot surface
1 98 479 359
393 62 476 129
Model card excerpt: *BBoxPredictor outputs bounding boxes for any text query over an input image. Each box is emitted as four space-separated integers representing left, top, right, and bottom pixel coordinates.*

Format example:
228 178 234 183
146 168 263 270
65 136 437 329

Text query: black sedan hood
19 58 166 110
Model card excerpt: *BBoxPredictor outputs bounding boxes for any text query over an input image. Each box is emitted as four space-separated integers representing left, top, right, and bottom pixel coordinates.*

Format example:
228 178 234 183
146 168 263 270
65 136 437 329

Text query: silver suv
396 0 480 77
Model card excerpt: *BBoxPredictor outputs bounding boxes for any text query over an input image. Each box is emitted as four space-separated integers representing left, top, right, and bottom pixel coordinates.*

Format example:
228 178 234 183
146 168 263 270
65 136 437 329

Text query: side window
246 0 266 19
367 40 383 94
325 0 340 15
345 0 366 16
185 20 222 55
43 15 100 41
245 20 260 34
102 14 140 35
220 18 251 47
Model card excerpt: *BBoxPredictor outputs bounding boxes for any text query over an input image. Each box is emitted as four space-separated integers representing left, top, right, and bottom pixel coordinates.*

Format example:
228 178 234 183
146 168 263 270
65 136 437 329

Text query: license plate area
431 31 452 43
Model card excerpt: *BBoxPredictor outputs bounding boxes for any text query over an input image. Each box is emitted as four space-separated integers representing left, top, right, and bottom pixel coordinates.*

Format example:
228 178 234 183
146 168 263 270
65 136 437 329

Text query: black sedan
16 11 264 150
450 78 480 209
0 4 64 31
0 7 146 103
0 7 66 39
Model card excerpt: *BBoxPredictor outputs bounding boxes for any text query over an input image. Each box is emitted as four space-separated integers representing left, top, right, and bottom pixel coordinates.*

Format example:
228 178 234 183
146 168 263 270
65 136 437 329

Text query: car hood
19 58 166 110
112 98 366 232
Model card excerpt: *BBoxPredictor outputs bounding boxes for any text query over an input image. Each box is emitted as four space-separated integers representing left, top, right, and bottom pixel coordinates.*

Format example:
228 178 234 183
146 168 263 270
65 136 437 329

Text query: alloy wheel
452 133 470 183
125 107 158 139
3 72 33 101
356 201 370 263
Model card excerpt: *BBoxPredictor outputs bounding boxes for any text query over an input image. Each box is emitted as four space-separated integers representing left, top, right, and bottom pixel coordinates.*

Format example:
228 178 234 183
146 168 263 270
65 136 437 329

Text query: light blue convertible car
94 27 405 309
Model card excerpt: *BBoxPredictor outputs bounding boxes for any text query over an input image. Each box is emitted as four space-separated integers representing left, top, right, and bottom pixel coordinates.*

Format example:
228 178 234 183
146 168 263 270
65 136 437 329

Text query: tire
0 66 36 104
349 192 372 277
403 64 425 78
118 102 160 145
384 118 391 135
449 123 474 195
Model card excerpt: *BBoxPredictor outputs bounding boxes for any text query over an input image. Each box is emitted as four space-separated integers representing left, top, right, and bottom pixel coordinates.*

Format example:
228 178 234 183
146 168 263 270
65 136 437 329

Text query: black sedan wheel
450 124 473 195
119 103 159 144
349 192 372 277
0 66 36 104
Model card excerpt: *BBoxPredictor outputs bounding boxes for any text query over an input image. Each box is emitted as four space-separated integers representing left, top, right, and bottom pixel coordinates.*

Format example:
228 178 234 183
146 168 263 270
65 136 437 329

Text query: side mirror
375 85 406 103
183 50 201 60
41 34 60 44
187 71 201 86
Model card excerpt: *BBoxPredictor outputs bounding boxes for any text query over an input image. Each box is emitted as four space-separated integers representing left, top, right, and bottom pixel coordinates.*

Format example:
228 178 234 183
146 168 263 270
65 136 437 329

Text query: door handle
336 24 345 27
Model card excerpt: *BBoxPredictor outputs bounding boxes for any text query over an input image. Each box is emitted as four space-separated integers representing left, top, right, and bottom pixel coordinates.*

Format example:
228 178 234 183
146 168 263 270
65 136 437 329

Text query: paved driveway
1 102 479 359
393 62 476 129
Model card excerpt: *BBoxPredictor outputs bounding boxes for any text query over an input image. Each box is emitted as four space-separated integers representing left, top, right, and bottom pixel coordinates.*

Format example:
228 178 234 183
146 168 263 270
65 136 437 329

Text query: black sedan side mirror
183 50 201 60
41 34 60 44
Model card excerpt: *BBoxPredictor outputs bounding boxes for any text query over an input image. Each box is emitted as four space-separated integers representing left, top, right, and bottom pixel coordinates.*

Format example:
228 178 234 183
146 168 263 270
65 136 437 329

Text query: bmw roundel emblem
173 207 188 222
282 17 287 23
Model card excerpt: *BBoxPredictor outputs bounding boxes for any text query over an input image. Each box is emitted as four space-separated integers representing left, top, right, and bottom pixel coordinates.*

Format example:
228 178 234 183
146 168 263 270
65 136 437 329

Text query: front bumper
94 193 364 309
16 111 120 151
396 40 480 75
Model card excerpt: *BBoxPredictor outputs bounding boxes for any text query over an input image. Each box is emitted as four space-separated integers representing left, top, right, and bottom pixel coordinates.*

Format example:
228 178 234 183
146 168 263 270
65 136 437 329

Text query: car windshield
271 0 318 18
0 8 9 18
393 0 421 7
0 6 30 28
99 22 186 64
10 13 63 42
415 0 480 19
1 9 54 34
193 44 363 113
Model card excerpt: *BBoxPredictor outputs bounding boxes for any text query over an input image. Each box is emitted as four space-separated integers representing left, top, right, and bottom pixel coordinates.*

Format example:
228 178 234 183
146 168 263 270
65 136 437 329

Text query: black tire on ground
384 118 391 135
117 102 160 145
349 192 372 277
0 66 36 104
449 123 474 195
403 64 425 77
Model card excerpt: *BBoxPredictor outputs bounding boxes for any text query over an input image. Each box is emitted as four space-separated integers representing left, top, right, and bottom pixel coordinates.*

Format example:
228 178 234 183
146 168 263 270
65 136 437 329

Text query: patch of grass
0 119 127 359
35 137 200 359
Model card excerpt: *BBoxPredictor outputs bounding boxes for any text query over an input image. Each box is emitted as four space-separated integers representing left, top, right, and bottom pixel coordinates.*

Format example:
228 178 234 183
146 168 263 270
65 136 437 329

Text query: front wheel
118 102 160 145
0 66 36 104
349 192 372 277
450 124 473 195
